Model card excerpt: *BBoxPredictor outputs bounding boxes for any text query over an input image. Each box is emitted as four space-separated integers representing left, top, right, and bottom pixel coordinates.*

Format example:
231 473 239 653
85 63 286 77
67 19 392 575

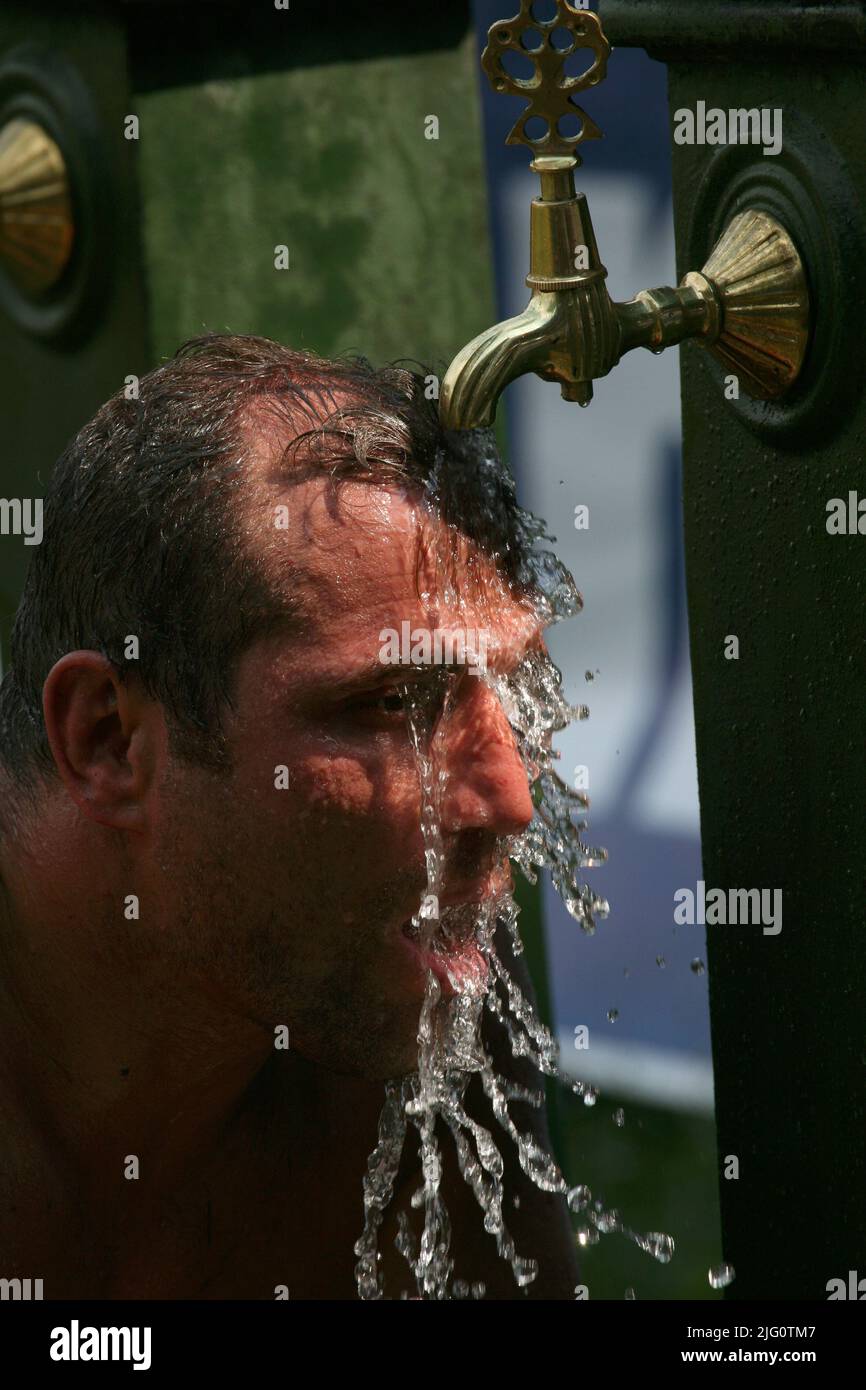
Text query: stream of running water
353 426 674 1300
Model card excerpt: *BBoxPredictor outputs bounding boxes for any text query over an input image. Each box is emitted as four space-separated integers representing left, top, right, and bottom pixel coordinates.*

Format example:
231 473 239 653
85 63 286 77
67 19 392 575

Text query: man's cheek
291 755 378 818
292 754 418 829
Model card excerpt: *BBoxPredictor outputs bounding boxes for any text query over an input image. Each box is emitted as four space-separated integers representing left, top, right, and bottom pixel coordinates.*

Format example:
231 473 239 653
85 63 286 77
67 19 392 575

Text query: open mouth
400 902 492 997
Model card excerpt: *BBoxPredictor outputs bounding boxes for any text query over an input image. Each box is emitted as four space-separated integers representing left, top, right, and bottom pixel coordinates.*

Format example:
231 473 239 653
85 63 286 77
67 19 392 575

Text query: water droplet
607 1008 619 1022
613 1107 625 1127
584 669 595 682
583 1086 599 1107
594 1208 619 1233
709 1262 735 1289
567 1184 591 1212
656 955 666 968
625 1287 636 1300
691 958 706 976
643 1232 675 1263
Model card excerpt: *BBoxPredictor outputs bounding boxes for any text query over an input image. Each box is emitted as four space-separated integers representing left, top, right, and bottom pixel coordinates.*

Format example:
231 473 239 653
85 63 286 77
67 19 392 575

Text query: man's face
156 461 541 1080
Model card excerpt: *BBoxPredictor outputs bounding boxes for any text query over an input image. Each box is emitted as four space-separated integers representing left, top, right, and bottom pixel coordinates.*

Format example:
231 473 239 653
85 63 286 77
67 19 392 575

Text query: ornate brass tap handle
440 1 812 430
481 1 610 163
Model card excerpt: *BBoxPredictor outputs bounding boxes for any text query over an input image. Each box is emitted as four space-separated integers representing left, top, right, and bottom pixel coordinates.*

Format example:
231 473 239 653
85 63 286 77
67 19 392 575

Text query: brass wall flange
696 209 810 399
0 115 74 294
0 43 111 343
682 111 863 448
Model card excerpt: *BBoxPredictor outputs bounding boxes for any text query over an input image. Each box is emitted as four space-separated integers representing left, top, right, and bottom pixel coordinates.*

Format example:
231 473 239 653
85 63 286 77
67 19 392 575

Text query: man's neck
1 916 256 1174
0 847 382 1172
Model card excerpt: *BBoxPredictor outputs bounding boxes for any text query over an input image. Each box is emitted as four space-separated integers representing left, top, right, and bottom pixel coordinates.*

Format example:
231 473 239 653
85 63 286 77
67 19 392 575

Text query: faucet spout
440 294 579 432
440 165 617 431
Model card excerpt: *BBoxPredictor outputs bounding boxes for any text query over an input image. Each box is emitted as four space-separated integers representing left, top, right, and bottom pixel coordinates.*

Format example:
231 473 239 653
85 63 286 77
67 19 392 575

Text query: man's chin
288 1018 420 1083
314 1045 419 1084
348 1027 421 1082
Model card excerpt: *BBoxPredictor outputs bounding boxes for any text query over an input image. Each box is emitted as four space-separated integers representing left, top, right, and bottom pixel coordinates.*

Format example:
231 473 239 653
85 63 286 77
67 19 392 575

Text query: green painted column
0 1 150 659
602 0 866 1299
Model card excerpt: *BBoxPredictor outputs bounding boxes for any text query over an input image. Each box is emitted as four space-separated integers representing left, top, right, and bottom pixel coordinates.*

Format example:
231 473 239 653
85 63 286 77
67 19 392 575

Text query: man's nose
437 676 535 836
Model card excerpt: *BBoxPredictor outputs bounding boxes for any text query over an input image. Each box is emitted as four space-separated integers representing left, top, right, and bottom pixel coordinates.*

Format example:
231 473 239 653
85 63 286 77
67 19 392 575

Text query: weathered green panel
603 0 866 1299
132 22 496 371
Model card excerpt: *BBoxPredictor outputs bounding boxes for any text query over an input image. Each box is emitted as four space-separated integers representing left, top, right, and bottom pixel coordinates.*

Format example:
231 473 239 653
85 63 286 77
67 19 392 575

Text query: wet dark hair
0 331 528 799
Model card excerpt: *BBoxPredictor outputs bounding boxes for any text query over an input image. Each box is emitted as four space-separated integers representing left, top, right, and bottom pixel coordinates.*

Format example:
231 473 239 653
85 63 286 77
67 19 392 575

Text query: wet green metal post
602 0 866 1299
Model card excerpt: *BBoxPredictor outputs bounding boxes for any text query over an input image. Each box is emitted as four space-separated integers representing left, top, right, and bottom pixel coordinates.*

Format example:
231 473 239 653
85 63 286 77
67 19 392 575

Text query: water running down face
347 429 618 1298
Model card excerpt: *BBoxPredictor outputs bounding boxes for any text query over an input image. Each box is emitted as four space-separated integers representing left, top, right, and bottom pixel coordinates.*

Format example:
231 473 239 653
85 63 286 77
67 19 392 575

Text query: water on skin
353 427 673 1300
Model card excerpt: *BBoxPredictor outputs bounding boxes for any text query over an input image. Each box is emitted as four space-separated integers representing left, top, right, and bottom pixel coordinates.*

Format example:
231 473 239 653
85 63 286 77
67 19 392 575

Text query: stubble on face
150 752 428 1079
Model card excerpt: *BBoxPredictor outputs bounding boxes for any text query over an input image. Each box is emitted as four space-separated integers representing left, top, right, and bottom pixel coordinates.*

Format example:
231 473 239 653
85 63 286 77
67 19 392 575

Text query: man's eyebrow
323 636 544 696
326 660 468 694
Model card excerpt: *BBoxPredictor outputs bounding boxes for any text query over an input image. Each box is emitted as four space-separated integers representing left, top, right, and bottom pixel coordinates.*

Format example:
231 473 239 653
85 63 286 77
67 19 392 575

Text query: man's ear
42 651 167 831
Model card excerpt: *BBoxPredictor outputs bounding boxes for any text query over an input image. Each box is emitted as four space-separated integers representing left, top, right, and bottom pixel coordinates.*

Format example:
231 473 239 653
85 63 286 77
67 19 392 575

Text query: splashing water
353 426 672 1299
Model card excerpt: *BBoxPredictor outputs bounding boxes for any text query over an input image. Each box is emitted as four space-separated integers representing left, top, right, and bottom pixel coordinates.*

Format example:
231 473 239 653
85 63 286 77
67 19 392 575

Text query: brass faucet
440 1 811 430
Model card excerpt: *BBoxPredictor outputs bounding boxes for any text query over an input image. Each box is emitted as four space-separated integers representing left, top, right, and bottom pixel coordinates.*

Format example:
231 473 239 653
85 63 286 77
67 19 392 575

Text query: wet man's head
0 333 545 1079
